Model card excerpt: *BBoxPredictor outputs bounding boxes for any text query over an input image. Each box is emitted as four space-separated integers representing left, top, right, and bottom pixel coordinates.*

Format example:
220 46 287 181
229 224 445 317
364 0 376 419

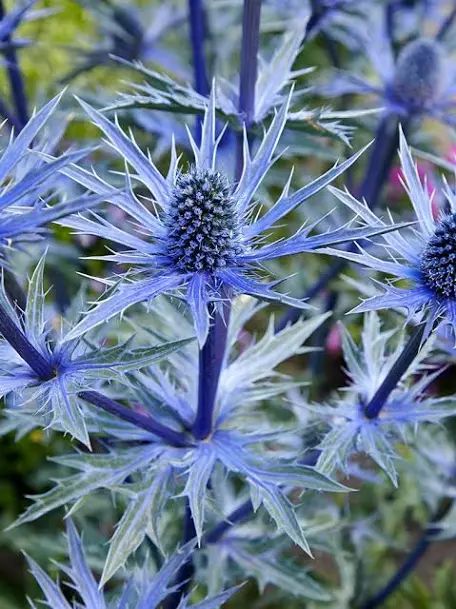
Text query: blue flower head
300 313 455 485
319 129 456 340
28 519 236 609
0 256 191 446
0 93 101 263
59 92 400 345
390 38 446 113
323 29 456 124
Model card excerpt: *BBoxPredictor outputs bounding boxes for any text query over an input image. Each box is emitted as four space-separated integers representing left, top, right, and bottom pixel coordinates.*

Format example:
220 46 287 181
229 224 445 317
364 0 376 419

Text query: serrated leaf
183 443 216 544
228 543 331 601
101 468 172 585
13 446 159 527
25 253 46 341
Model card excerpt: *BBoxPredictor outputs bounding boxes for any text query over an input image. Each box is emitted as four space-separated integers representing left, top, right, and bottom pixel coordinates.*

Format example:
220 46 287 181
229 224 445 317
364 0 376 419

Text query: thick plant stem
188 0 209 98
192 303 230 439
359 498 453 609
80 390 190 448
364 323 426 419
204 500 254 544
163 504 196 609
277 115 406 331
236 0 262 180
238 0 261 126
0 304 53 379
188 0 209 141
0 1 28 130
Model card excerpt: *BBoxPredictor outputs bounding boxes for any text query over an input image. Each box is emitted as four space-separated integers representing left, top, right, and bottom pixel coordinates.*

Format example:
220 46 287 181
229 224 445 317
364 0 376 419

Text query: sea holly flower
28 519 237 609
105 27 378 145
317 130 456 340
0 256 193 446
322 30 456 125
0 92 103 263
299 313 456 485
57 93 403 345
13 300 349 585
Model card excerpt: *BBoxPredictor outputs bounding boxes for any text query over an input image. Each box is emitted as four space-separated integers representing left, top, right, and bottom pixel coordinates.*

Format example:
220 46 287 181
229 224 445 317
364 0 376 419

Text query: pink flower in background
388 160 441 218
326 323 342 357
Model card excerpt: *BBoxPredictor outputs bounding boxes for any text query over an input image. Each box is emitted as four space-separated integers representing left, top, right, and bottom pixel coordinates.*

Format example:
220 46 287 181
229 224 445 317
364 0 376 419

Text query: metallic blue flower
0 256 192 446
318 129 456 340
28 519 236 609
323 30 456 125
299 313 455 485
58 93 401 345
0 92 102 263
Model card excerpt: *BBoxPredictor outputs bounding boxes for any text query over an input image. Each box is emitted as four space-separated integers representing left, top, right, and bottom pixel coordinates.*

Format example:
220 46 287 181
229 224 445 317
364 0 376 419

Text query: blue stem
163 503 196 609
360 498 452 609
192 302 230 439
364 324 426 419
0 304 53 379
79 390 191 448
0 0 28 130
236 0 262 180
238 0 261 127
188 0 209 142
188 0 209 97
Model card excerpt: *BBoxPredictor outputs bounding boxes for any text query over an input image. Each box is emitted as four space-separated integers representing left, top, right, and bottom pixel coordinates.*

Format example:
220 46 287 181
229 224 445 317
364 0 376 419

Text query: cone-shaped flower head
420 214 456 299
322 30 456 125
166 168 243 273
392 38 446 111
57 91 402 346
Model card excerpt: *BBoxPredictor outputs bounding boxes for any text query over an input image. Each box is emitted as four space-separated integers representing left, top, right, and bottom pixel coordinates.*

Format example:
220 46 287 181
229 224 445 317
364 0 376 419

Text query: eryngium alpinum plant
0 1 456 609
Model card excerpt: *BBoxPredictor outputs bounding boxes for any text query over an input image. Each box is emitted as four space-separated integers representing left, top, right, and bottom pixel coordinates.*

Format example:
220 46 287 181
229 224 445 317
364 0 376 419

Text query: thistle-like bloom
318 129 456 339
29 519 236 609
59 94 399 345
0 257 191 446
323 30 456 125
15 298 348 585
299 313 455 485
0 92 102 263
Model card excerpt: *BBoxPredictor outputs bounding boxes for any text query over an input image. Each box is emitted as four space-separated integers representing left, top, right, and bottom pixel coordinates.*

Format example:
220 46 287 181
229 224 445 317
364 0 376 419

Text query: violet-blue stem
163 503 196 609
359 497 453 609
305 0 328 38
188 0 209 141
309 290 338 384
363 323 426 419
238 0 261 127
188 0 209 98
385 2 395 42
235 0 262 180
276 115 407 332
0 303 53 379
79 390 191 448
0 0 28 129
192 302 230 439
